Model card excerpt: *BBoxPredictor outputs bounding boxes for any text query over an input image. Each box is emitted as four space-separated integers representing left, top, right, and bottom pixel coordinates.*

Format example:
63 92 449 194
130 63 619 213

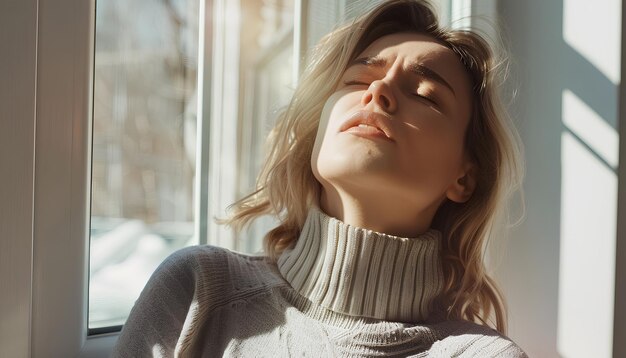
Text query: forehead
357 32 460 66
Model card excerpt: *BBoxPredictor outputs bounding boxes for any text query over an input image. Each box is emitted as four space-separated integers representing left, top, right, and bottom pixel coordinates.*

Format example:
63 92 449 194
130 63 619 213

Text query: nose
362 80 397 113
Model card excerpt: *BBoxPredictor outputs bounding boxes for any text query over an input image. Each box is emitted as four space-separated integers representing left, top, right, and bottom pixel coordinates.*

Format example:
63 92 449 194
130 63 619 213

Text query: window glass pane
234 0 294 253
89 0 200 330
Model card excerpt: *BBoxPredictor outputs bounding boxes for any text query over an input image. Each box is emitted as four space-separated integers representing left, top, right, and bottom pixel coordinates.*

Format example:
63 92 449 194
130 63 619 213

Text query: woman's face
311 32 475 220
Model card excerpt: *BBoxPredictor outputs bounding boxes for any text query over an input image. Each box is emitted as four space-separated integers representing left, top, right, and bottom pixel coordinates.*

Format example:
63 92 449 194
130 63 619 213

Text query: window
87 0 302 336
89 0 201 333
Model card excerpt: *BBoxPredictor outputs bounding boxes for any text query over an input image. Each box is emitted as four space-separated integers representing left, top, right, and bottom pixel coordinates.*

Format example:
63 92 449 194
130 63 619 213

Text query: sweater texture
113 206 528 357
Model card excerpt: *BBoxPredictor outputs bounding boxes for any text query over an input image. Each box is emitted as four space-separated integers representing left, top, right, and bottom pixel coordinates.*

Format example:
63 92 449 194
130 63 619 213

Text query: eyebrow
348 56 456 97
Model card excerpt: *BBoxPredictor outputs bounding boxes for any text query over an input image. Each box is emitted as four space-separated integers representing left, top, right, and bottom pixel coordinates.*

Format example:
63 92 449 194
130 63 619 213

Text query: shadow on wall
497 0 619 357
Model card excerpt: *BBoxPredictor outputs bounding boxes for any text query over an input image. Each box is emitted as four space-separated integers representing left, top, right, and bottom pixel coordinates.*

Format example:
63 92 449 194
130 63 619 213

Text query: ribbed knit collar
277 205 445 323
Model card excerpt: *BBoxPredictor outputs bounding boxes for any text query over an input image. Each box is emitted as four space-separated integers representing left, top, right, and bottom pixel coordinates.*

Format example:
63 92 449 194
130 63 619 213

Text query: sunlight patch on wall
558 131 617 358
563 0 621 84
562 89 619 168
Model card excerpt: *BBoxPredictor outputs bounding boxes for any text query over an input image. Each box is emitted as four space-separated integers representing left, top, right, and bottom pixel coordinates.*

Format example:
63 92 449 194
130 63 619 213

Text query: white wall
496 0 622 357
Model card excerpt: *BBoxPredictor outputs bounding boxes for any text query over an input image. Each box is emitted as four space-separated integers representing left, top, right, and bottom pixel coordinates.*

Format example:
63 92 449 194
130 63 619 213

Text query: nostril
380 95 390 108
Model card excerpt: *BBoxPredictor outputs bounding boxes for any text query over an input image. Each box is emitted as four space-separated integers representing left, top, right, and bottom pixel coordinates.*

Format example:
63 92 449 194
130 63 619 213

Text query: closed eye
412 93 438 106
344 80 370 86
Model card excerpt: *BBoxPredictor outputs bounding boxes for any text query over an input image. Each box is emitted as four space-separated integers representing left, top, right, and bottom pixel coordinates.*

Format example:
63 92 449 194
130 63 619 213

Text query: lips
339 110 395 141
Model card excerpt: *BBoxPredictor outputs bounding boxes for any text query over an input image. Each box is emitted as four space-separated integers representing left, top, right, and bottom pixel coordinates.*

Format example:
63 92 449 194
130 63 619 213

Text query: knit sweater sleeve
427 320 529 357
111 246 201 358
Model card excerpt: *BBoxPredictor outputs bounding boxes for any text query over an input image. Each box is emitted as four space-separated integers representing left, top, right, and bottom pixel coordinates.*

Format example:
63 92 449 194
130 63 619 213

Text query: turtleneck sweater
113 206 528 357
277 205 444 323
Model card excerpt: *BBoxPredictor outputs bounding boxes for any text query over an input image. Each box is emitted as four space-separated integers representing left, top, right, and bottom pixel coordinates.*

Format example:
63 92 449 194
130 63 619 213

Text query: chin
317 158 392 183
313 139 393 182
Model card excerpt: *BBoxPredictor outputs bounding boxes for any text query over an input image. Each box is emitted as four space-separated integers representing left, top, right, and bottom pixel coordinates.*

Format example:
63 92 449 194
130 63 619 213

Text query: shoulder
113 245 273 357
159 244 236 268
157 245 283 293
157 244 268 270
158 244 270 279
426 320 528 358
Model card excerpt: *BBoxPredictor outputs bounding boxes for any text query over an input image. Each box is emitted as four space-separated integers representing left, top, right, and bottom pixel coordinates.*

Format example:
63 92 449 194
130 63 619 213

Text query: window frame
17 0 231 355
0 0 38 356
28 0 101 355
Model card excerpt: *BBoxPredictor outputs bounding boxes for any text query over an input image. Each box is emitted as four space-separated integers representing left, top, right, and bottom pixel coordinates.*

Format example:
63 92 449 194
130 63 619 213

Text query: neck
319 186 440 238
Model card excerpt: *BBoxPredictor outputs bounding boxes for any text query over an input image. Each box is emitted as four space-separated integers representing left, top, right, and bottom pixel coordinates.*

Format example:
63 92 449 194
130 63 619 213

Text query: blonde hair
223 0 524 335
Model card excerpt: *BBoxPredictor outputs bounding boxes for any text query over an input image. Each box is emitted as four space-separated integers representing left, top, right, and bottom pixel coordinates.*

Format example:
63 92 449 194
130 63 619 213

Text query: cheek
311 91 358 176
397 120 466 183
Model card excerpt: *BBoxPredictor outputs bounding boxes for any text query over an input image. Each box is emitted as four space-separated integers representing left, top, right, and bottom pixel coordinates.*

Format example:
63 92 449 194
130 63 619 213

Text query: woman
113 0 527 356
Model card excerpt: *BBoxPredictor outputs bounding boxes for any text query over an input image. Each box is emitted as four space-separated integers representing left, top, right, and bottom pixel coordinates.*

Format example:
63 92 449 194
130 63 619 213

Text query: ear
445 161 477 204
